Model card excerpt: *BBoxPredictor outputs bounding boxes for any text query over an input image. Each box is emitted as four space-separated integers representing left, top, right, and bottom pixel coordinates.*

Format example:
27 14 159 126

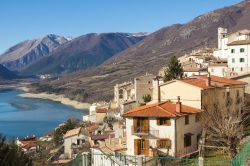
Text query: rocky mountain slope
0 64 18 80
21 33 146 75
35 0 250 102
0 34 69 71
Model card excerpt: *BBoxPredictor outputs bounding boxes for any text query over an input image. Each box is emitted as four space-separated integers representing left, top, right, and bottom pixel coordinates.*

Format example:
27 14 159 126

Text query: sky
0 0 243 54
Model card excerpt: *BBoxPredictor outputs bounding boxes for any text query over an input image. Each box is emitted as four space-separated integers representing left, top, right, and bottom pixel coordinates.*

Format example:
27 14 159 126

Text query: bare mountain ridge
0 34 69 71
21 33 146 75
37 0 250 102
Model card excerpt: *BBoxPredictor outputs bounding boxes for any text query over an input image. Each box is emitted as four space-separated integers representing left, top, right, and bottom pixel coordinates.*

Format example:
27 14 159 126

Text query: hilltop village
16 27 250 166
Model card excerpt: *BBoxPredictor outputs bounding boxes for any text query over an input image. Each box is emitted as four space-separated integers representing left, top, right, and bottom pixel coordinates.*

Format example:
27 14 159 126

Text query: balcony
131 126 159 137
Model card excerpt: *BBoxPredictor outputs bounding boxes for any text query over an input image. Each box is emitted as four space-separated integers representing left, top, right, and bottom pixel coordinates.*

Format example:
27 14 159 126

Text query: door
134 139 149 156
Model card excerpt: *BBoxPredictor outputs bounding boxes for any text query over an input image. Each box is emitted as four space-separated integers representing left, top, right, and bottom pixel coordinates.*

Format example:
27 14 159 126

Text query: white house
64 127 90 159
227 40 250 76
123 98 202 157
208 60 227 77
213 27 250 76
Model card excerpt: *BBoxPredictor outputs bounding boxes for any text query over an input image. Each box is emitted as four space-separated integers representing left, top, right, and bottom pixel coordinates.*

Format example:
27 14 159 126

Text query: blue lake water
0 89 87 139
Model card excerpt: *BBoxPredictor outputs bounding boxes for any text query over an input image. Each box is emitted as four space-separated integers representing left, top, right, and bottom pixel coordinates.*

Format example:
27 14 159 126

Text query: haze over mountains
36 0 250 102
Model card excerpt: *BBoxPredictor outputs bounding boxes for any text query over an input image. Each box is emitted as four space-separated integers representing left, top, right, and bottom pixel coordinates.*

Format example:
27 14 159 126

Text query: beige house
114 73 154 113
123 99 202 157
152 74 246 113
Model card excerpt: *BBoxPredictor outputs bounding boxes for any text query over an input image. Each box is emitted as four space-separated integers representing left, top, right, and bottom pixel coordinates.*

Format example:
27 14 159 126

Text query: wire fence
63 141 250 166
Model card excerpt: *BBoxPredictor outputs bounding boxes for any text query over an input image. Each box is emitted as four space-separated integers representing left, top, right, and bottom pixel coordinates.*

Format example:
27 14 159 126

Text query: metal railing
131 126 159 137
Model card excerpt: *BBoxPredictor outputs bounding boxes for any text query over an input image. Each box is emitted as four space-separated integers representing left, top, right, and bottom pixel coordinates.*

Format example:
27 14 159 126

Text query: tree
201 102 247 159
164 56 183 82
53 119 79 146
0 135 32 166
142 94 151 103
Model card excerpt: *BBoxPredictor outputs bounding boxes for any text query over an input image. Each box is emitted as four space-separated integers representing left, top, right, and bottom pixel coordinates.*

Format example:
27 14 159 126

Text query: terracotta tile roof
85 124 99 132
122 101 201 118
63 127 81 139
96 108 108 113
227 40 250 46
91 133 115 141
179 75 246 89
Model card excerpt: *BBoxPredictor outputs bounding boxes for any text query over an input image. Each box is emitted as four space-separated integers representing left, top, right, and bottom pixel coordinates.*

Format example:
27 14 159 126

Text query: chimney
176 96 181 113
157 76 161 103
206 72 211 87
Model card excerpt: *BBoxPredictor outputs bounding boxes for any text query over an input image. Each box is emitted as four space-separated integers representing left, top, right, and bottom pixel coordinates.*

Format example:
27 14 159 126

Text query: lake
0 88 87 139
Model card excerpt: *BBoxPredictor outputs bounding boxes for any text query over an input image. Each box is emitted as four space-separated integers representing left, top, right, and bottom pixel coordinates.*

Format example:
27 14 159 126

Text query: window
119 89 123 99
195 114 201 122
240 58 245 63
184 133 192 147
232 67 234 72
185 115 189 125
232 58 235 63
157 118 171 126
157 139 171 149
241 67 243 71
240 48 245 53
231 49 235 53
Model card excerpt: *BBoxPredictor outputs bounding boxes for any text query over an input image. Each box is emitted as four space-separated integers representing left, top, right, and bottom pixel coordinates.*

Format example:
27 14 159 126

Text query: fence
63 141 250 166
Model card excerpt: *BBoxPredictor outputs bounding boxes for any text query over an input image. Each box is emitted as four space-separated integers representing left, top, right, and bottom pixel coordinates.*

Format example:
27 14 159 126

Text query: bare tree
201 102 247 159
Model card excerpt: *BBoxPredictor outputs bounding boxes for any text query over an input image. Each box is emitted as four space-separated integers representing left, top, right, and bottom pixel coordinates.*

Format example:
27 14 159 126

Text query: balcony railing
131 126 159 137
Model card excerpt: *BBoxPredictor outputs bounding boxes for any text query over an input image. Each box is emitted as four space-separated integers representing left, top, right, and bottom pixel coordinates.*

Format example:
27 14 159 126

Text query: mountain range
21 33 146 75
2 0 250 101
0 34 69 71
34 0 250 102
0 64 18 80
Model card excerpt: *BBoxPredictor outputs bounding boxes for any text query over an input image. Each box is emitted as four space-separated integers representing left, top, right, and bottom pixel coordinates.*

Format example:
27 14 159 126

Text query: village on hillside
15 27 250 166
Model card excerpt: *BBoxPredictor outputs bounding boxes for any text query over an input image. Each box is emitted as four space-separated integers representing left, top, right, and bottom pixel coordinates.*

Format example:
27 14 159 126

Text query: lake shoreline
18 87 90 111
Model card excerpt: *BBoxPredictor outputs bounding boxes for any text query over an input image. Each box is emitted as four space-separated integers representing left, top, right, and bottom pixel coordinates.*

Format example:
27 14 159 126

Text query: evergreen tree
164 56 183 82
0 135 32 166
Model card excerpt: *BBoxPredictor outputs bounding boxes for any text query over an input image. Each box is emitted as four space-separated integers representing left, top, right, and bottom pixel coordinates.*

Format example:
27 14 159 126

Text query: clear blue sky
0 0 242 54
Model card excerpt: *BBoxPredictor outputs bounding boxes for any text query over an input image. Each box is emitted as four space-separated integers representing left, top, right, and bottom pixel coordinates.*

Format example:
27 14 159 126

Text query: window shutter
134 139 139 155
144 118 149 132
133 118 137 132
145 139 149 156
157 119 160 125
166 119 171 126
157 140 160 148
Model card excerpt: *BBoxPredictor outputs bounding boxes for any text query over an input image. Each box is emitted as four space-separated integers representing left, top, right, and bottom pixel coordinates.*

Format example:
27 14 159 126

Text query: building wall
134 74 154 103
201 85 245 113
175 114 202 157
125 117 176 156
228 44 250 75
152 81 202 109
125 115 201 157
91 148 120 166
208 66 227 77
64 135 78 158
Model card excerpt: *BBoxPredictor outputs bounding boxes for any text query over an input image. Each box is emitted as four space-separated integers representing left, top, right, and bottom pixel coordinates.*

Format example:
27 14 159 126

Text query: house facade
123 99 202 157
227 40 250 76
152 75 246 112
64 127 90 159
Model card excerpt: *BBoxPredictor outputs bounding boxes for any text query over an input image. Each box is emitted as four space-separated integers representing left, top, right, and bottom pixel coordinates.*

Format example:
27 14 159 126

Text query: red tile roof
123 101 201 118
96 108 108 113
91 133 115 141
179 75 246 89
